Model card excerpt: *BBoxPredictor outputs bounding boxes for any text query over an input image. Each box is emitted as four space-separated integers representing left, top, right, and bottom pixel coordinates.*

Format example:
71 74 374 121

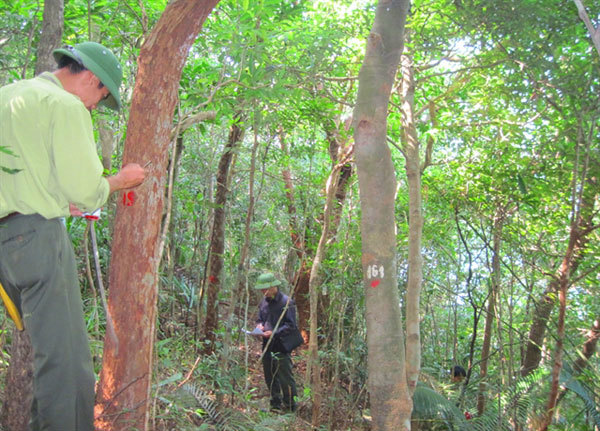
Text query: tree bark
34 0 63 76
352 1 412 429
203 120 243 353
538 223 579 431
94 1 220 430
399 49 423 396
572 0 600 57
306 156 352 425
0 329 33 431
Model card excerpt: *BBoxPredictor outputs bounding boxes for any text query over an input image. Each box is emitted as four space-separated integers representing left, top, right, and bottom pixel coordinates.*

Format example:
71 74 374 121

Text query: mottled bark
94 1 220 430
352 1 412 430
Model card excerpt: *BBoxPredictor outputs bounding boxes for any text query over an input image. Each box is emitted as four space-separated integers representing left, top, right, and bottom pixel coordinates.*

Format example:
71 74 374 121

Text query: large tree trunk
94 1 220 430
203 121 243 353
352 1 412 430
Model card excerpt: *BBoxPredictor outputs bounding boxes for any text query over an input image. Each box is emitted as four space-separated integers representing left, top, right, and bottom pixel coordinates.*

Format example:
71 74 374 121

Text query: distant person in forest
253 272 299 412
451 365 467 383
0 41 145 431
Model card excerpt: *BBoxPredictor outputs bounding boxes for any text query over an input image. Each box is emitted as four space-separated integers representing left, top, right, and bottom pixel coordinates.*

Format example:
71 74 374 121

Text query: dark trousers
0 214 95 431
262 350 297 411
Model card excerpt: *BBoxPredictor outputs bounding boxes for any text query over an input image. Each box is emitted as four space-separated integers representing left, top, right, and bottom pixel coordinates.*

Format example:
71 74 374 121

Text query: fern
412 385 469 430
560 363 600 427
178 383 229 430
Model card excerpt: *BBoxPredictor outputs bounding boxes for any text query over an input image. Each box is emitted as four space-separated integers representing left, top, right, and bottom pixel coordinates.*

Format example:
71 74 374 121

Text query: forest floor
151 332 371 431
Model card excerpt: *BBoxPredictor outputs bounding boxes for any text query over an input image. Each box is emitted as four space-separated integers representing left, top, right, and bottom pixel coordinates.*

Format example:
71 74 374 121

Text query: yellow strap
0 281 23 331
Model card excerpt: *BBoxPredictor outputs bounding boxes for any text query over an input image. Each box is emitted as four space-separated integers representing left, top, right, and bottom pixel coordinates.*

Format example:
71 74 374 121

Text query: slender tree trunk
233 126 258 304
94 2 220 430
537 119 597 430
352 1 412 429
399 49 423 395
572 0 600 56
477 209 504 415
538 229 577 431
203 121 243 353
306 159 350 425
522 120 597 378
281 127 353 338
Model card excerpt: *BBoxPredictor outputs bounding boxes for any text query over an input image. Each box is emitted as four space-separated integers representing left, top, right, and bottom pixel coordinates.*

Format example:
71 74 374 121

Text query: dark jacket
256 290 298 353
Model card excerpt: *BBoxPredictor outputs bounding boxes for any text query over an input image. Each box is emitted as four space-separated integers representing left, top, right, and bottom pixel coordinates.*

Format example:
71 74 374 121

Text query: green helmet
254 273 282 290
53 42 123 111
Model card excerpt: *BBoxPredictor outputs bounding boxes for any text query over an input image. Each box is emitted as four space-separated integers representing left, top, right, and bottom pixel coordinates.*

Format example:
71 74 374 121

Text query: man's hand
69 203 83 216
262 330 273 338
107 163 146 194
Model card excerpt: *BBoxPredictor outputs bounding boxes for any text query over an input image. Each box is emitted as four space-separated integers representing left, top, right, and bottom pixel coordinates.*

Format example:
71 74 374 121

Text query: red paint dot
370 279 380 288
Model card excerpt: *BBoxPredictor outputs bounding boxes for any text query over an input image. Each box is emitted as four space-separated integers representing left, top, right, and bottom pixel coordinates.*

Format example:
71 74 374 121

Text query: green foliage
1 0 598 429
412 384 469 429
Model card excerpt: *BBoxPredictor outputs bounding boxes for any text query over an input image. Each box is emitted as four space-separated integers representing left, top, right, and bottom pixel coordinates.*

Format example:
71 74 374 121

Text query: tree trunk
280 126 353 338
399 49 423 395
203 121 243 353
34 0 63 76
352 1 411 430
0 329 33 431
538 225 578 431
98 118 115 171
521 121 597 378
94 1 220 430
306 157 351 425
477 209 504 415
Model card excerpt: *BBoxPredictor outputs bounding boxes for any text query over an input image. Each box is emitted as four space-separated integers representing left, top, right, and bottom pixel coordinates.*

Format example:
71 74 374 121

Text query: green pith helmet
254 273 282 290
53 42 123 111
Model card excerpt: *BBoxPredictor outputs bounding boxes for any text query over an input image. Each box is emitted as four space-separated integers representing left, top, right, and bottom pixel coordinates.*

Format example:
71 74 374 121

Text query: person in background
0 41 146 431
254 272 298 413
451 365 467 383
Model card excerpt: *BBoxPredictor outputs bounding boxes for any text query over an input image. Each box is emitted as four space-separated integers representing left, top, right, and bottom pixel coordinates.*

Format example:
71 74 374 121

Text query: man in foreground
254 272 299 413
0 41 146 430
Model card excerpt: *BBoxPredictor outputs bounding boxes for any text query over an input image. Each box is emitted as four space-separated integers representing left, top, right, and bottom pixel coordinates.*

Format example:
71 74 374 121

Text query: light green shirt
0 72 109 219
